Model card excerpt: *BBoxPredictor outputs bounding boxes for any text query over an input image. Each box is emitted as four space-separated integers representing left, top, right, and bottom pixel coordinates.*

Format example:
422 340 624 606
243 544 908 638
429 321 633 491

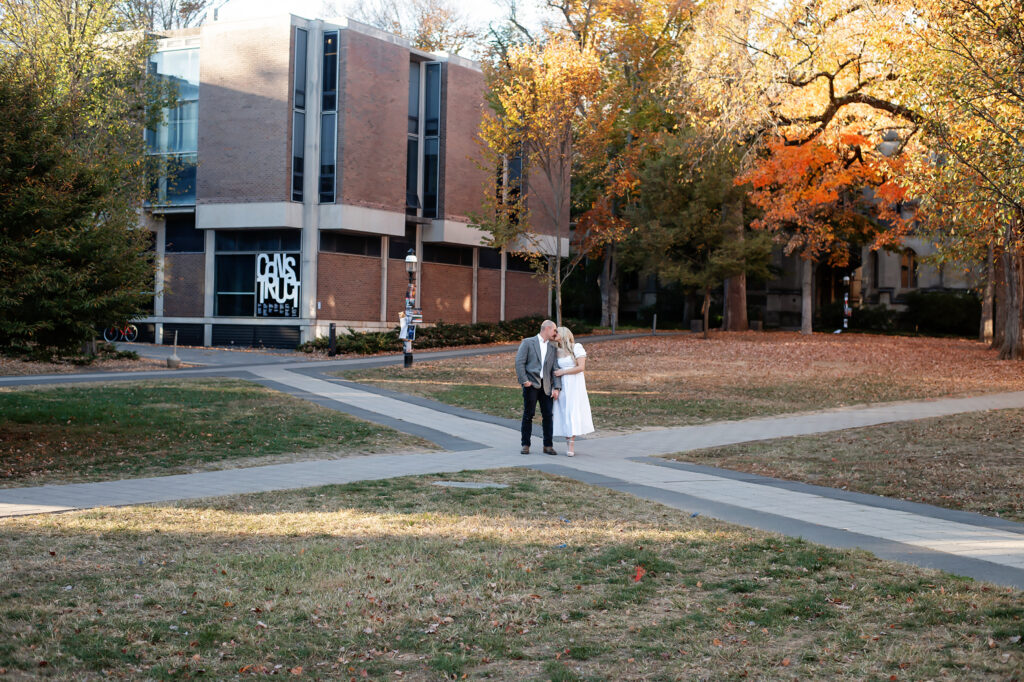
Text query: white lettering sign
255 253 300 317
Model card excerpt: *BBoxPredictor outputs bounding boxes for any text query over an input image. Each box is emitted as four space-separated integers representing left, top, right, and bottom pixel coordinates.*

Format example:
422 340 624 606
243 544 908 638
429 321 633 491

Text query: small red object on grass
633 566 647 582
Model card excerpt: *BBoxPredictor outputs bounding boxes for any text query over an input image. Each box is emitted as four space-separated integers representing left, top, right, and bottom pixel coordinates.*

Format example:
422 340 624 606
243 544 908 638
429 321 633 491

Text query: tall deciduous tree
117 0 212 30
626 128 773 337
0 0 164 357
344 0 480 55
477 34 604 325
703 0 924 333
901 0 1024 358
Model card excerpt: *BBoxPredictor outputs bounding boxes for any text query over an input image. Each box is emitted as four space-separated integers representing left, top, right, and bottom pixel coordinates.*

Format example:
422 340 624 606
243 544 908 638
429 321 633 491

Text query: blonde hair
555 326 576 366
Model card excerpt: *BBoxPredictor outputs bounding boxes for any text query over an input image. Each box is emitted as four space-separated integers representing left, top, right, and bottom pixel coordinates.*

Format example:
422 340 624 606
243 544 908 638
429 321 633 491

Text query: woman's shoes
567 449 575 457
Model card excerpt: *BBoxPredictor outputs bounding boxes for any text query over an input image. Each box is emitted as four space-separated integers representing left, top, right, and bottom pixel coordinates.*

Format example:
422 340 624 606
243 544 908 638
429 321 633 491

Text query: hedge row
816 290 981 337
298 316 595 355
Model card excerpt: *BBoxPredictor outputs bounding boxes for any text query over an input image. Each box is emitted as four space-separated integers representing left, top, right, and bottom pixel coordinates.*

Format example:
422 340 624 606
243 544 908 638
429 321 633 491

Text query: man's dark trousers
521 385 554 448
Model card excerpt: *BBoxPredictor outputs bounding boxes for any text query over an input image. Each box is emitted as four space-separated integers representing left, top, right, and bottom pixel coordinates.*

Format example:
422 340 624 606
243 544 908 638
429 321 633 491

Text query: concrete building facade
143 15 558 348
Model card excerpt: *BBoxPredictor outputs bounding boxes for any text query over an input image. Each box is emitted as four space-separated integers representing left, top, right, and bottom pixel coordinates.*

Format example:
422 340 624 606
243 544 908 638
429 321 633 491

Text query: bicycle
102 323 139 343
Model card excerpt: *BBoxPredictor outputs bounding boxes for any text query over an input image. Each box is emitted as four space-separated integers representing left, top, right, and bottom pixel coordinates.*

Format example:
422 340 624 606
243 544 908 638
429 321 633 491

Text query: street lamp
403 249 418 367
842 274 852 331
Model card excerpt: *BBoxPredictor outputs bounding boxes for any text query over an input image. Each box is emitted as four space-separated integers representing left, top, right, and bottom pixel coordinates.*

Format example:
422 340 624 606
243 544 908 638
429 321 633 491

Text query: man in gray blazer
515 319 562 455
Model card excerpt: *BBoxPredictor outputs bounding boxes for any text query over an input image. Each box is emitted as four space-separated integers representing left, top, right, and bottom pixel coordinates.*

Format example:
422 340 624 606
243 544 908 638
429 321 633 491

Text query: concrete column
500 249 506 321
203 228 215 346
299 20 323 343
471 247 479 324
152 216 166 344
380 235 389 322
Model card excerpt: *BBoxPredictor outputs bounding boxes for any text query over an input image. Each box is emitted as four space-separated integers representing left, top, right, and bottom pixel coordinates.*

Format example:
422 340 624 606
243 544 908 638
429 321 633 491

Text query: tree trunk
723 196 748 331
994 252 1007 350
800 258 814 335
598 243 619 328
999 242 1024 360
702 288 711 340
553 254 562 327
980 242 995 344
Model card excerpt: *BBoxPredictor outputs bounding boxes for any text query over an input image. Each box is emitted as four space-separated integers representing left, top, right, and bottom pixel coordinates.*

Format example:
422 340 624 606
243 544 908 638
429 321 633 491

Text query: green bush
815 290 979 337
298 316 595 355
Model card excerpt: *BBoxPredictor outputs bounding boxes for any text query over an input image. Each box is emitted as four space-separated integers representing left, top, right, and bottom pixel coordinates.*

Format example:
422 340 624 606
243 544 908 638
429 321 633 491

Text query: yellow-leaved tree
476 34 604 325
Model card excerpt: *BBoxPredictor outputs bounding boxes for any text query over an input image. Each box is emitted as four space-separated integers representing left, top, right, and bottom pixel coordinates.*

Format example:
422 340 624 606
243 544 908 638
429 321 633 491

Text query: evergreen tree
625 130 773 338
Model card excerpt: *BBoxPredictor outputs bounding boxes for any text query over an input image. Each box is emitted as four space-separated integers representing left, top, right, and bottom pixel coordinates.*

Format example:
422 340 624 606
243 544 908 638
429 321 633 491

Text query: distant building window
291 27 308 202
406 138 419 214
322 31 338 112
422 63 441 218
389 226 417 260
319 113 336 203
215 230 301 253
479 248 501 269
146 47 199 207
320 232 382 257
423 244 472 266
424 62 440 136
900 249 917 289
293 28 307 110
164 213 204 253
507 254 535 272
408 61 420 134
292 111 305 201
870 250 879 290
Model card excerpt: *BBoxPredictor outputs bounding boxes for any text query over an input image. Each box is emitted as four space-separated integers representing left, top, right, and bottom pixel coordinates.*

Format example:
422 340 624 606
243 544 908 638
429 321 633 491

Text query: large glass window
215 254 256 316
294 27 307 110
292 112 305 201
147 47 199 206
408 62 420 134
479 247 501 269
291 27 308 202
406 138 419 213
321 232 382 257
164 213 204 253
216 230 300 252
319 113 336 203
425 63 441 136
423 137 439 218
322 31 338 112
215 231 301 318
423 244 472 266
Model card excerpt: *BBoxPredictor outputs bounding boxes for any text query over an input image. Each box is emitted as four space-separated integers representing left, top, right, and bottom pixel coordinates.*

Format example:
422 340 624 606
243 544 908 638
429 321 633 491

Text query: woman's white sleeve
574 343 586 357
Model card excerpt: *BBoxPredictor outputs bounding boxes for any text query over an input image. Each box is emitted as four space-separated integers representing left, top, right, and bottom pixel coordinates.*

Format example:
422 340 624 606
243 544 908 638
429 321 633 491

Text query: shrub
298 316 595 355
900 290 980 337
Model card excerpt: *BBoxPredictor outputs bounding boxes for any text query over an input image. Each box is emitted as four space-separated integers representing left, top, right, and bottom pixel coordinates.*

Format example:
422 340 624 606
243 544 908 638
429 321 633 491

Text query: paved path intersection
3 339 1024 589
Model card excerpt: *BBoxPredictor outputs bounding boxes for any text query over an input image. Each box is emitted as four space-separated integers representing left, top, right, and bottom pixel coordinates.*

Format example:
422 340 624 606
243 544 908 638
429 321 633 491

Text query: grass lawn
0 379 433 486
339 332 1024 431
664 408 1024 523
1 470 1022 679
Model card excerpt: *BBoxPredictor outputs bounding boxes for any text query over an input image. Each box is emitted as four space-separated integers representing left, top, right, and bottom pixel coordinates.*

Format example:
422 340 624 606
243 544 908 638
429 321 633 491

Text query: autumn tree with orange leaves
704 0 924 333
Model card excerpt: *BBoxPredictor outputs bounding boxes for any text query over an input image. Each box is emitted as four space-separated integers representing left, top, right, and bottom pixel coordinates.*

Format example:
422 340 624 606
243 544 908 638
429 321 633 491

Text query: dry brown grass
667 408 1024 522
0 355 181 376
343 332 1024 429
1 470 1021 680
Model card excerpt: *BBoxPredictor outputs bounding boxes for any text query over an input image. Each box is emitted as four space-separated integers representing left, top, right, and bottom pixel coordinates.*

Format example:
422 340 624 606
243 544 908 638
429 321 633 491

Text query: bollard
167 330 182 369
328 322 337 357
652 313 657 335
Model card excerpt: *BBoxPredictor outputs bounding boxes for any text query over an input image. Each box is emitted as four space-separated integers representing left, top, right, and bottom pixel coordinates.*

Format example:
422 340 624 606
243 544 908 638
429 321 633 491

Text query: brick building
142 15 558 348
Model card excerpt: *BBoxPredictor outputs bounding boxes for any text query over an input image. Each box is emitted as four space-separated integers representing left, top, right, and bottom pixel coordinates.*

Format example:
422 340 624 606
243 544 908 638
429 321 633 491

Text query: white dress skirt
552 343 595 438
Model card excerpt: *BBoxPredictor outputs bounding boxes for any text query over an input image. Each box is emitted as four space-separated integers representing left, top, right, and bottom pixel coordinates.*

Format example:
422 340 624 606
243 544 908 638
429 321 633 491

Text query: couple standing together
515 319 594 457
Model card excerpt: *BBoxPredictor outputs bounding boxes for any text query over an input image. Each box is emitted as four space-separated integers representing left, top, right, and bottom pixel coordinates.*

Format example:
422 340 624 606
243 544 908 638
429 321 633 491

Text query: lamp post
403 249 418 368
842 275 851 331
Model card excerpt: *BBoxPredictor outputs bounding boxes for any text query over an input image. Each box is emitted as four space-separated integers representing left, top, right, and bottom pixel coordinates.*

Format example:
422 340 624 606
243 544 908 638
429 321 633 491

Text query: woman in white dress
551 326 594 456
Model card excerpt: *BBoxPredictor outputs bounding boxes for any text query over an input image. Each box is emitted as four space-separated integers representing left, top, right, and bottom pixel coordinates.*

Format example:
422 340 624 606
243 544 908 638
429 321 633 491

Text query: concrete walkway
3 342 1024 589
